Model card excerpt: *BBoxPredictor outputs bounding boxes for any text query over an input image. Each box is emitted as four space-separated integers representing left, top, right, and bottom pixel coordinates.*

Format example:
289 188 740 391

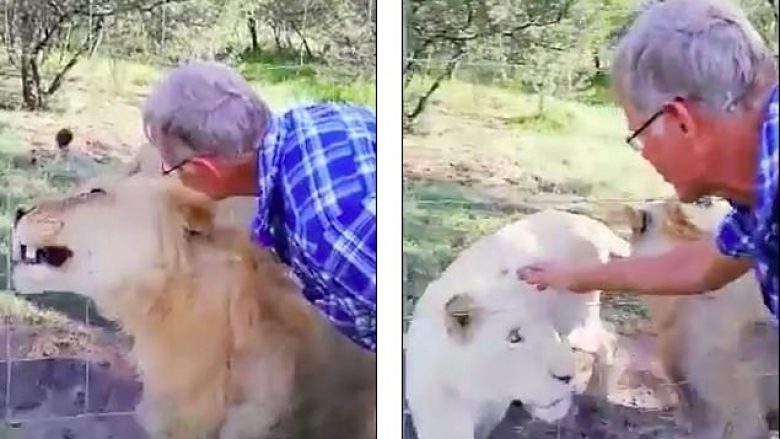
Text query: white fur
405 209 629 439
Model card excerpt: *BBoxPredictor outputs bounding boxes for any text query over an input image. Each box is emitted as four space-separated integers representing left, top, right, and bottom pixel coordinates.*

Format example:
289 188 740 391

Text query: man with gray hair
518 0 778 323
142 60 377 352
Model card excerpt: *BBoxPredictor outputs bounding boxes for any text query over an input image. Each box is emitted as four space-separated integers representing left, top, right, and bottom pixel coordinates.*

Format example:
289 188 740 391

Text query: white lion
405 209 630 439
623 199 778 439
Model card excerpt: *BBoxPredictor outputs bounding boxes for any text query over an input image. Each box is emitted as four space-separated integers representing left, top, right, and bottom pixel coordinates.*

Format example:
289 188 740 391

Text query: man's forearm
570 239 750 296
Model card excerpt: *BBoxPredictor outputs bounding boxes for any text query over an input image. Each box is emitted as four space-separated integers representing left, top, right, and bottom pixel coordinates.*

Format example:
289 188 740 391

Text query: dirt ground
0 317 147 439
403 331 779 439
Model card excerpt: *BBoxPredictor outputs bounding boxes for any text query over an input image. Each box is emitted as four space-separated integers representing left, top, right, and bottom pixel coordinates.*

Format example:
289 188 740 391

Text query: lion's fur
623 199 778 439
12 176 375 439
405 209 629 439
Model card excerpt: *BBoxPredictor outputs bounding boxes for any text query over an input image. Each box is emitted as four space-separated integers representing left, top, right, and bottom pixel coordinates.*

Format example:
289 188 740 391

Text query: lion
623 199 778 439
11 175 376 439
404 209 630 439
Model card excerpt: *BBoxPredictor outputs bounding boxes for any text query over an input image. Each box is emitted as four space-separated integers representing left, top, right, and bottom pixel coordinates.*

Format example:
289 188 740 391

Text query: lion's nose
552 373 572 384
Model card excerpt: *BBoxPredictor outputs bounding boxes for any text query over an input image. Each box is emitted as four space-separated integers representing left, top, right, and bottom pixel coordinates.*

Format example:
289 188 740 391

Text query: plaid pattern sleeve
714 85 778 320
715 204 756 258
252 103 377 351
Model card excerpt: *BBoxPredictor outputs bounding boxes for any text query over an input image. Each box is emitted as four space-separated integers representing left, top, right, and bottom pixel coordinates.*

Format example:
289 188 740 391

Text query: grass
239 50 376 108
403 78 674 326
0 291 77 328
0 52 375 325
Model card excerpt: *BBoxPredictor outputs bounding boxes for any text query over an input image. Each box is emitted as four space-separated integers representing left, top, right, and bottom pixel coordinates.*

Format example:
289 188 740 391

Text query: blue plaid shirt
251 103 377 352
716 85 778 322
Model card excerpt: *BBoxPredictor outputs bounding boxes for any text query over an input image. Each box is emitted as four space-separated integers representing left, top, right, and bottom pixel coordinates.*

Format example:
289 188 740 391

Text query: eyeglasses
625 108 665 151
161 157 192 175
160 150 220 175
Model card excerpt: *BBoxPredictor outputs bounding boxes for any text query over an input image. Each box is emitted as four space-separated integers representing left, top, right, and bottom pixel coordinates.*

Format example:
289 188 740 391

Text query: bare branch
71 0 190 18
46 15 105 96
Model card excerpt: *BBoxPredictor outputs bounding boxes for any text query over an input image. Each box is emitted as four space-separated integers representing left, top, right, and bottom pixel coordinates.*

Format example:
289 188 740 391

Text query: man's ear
662 99 697 138
168 182 216 236
444 293 481 343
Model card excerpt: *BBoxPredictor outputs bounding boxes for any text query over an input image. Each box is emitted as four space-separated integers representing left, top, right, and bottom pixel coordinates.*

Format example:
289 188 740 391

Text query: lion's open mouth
18 244 73 267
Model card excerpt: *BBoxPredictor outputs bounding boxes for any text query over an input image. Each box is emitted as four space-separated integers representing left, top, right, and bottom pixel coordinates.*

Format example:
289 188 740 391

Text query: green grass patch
0 291 75 328
240 50 375 108
506 105 575 133
239 58 318 85
402 180 531 318
293 77 375 107
403 78 672 327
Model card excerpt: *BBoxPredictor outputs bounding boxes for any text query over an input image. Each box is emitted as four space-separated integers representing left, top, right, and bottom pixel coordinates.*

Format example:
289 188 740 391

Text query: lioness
624 199 778 439
405 210 630 439
11 176 376 439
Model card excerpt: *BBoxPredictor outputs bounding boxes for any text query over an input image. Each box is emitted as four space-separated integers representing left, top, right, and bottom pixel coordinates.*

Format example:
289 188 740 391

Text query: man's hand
516 238 753 296
517 263 590 292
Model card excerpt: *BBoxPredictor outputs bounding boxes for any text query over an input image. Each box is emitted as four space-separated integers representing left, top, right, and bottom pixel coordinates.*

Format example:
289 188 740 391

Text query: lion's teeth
25 246 37 260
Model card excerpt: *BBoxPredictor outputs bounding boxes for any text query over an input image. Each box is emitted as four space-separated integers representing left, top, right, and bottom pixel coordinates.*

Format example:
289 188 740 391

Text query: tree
0 0 185 110
249 0 376 71
403 0 576 128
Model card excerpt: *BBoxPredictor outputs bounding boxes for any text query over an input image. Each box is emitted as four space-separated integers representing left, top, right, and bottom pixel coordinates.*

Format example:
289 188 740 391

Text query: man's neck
221 152 260 197
709 84 776 207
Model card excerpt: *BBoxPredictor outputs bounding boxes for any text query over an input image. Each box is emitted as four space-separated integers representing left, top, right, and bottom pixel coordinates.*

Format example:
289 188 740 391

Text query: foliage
0 0 182 110
403 0 779 128
0 0 376 110
238 49 375 107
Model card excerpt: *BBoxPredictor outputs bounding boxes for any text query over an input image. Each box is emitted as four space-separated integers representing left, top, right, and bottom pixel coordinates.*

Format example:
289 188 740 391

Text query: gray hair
613 0 776 115
142 60 271 156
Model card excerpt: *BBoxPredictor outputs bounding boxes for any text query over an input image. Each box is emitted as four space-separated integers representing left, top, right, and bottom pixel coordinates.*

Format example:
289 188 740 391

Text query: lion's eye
507 328 524 344
79 188 106 198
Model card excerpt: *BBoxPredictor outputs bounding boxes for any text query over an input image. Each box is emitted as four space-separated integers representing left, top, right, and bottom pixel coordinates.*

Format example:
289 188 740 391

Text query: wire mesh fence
401 193 661 326
0 55 375 437
401 54 672 319
0 150 146 436
401 57 779 438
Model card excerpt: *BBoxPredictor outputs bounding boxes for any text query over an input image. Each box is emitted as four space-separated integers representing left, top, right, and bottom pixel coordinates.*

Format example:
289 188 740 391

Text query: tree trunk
271 25 282 50
292 25 313 60
20 52 43 110
404 45 466 127
89 25 105 57
284 33 293 51
247 16 259 52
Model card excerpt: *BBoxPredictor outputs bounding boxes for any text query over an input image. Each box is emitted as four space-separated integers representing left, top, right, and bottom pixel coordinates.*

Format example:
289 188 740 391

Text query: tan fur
624 199 778 439
12 176 375 439
660 201 706 242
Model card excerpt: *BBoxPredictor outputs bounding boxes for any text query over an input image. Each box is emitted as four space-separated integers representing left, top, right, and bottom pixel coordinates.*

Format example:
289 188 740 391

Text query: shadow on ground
404 395 687 439
0 292 145 438
0 356 146 438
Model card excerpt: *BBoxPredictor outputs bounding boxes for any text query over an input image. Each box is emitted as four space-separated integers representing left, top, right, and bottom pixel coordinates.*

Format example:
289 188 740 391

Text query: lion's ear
623 206 640 230
662 200 703 241
444 293 481 343
167 183 216 236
